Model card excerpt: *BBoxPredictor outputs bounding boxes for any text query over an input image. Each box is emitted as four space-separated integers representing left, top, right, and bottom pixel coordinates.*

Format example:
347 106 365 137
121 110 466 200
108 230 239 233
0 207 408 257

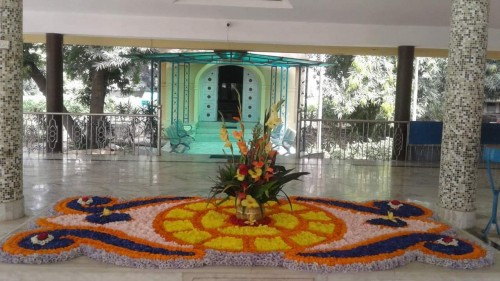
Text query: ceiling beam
23 34 500 59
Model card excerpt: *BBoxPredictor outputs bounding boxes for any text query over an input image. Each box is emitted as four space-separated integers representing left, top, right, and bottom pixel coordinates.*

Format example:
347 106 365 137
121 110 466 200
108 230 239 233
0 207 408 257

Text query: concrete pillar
0 0 24 221
46 33 64 153
438 0 489 229
393 46 414 160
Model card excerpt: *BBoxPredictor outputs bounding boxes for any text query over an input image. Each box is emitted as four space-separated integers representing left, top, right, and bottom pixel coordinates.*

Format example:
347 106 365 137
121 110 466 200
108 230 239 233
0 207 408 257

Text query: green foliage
23 95 46 112
64 45 151 107
324 55 353 85
209 162 309 206
485 60 500 100
65 97 88 113
23 43 156 114
323 55 500 122
322 55 397 120
23 43 45 76
415 58 447 121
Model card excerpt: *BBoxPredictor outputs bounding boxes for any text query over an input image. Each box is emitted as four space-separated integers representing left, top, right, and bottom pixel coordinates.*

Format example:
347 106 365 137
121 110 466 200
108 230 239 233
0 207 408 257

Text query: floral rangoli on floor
0 196 494 272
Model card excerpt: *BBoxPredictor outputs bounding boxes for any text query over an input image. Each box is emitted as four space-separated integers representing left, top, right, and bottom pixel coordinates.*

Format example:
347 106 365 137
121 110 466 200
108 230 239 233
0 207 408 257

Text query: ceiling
23 0 500 54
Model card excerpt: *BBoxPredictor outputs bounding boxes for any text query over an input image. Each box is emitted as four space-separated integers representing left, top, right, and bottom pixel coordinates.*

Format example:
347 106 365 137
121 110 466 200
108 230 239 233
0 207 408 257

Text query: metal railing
23 111 161 157
299 119 408 160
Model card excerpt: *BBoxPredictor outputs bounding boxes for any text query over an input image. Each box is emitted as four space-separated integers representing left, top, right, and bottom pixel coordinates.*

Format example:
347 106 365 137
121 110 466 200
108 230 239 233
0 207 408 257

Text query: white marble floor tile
0 155 498 280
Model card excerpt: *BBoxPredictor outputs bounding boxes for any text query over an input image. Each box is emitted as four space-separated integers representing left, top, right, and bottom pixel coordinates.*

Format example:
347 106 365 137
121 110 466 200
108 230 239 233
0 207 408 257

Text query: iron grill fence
23 112 160 156
300 119 408 160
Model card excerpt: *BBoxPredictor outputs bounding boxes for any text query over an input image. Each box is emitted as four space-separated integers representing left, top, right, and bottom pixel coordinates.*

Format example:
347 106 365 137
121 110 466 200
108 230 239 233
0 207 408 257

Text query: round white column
0 0 24 221
438 0 490 229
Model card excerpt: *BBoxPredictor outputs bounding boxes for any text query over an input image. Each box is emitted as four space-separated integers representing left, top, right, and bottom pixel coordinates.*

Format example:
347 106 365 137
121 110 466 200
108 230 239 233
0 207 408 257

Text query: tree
64 45 153 147
324 55 353 85
23 43 84 140
415 58 447 121
320 55 500 123
485 60 500 100
322 55 397 120
23 43 47 96
23 43 153 147
415 58 500 121
64 45 148 114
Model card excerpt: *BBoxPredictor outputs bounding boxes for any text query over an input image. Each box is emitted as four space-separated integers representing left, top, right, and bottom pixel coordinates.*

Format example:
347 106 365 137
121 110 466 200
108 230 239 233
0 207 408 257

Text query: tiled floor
1 154 499 280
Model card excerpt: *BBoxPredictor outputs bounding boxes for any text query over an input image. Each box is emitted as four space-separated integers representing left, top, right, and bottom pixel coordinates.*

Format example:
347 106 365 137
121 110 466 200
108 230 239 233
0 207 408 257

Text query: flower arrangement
209 94 309 218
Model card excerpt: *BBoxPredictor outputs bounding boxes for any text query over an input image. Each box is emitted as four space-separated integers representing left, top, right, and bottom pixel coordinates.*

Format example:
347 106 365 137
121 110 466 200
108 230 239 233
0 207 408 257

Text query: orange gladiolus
233 131 243 141
219 127 229 142
252 161 265 168
237 141 248 155
264 167 274 181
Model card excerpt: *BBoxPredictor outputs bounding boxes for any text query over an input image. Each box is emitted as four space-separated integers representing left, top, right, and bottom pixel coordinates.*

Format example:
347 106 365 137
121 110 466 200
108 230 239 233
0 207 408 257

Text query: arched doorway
218 65 243 121
199 65 261 123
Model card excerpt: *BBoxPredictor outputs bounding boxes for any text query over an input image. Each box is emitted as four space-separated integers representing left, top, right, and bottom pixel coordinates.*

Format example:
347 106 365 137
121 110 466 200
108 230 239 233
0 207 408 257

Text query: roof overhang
23 0 500 56
126 51 324 67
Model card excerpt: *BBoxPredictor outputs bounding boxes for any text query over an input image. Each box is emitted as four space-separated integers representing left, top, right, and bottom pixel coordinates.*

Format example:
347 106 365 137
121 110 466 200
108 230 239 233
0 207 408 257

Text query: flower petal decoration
0 196 493 272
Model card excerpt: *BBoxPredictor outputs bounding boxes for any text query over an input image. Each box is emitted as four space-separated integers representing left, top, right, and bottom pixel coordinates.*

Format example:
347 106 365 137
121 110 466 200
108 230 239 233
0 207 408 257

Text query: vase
236 205 265 222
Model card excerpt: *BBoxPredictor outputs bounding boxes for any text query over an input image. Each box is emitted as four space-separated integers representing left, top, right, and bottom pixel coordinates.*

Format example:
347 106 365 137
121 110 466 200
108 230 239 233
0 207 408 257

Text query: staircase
185 121 258 155
195 121 257 142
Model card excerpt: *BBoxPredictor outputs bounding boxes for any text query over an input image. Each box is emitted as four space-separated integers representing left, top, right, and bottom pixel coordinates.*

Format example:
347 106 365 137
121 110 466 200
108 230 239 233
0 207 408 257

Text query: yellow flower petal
201 210 229 229
270 213 299 230
279 203 307 212
184 202 215 211
308 221 335 234
219 225 280 236
290 231 326 246
174 230 211 244
300 211 331 221
101 208 112 217
163 220 194 232
204 236 243 251
165 209 195 219
254 237 291 251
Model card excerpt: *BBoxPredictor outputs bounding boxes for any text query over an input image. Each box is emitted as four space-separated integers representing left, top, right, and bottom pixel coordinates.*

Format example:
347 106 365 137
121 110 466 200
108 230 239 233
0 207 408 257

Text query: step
195 132 254 142
196 126 255 134
196 121 259 129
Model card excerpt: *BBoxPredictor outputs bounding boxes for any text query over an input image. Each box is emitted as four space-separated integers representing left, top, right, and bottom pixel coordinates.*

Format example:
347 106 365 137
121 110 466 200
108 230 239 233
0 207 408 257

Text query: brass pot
236 205 265 222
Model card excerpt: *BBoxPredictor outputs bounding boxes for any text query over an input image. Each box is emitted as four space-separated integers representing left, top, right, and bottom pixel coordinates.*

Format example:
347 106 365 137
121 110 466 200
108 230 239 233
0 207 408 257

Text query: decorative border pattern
0 196 494 272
